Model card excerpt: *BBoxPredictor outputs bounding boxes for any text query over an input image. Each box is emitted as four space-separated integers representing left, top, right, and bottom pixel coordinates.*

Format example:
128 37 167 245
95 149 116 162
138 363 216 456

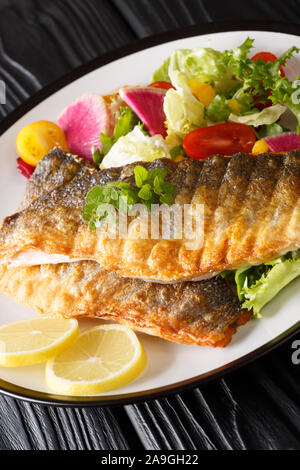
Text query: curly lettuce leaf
233 251 300 317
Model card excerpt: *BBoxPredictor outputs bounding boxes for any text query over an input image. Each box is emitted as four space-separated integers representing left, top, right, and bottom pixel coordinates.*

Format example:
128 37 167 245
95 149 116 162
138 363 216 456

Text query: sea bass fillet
0 149 250 347
0 262 250 347
0 151 299 282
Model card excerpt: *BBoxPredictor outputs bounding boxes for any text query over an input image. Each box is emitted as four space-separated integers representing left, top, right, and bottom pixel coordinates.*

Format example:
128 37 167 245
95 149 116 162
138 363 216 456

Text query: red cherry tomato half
251 51 285 77
148 81 175 90
183 123 257 160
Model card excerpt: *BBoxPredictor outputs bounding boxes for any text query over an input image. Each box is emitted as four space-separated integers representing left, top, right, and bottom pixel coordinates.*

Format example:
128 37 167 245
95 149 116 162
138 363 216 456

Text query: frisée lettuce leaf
221 250 300 317
221 40 300 131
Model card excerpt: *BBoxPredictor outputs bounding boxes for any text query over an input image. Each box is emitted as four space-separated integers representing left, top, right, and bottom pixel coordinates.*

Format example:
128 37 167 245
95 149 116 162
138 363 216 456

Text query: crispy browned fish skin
0 151 299 281
0 150 250 347
0 262 250 347
20 148 94 210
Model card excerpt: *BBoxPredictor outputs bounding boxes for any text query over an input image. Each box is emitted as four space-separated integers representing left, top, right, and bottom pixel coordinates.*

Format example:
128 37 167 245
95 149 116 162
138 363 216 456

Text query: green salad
153 37 300 145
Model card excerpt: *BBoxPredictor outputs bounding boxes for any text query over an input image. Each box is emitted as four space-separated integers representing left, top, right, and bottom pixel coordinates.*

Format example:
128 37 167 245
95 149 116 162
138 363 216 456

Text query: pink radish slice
17 158 35 179
119 87 167 138
263 131 300 152
57 94 112 160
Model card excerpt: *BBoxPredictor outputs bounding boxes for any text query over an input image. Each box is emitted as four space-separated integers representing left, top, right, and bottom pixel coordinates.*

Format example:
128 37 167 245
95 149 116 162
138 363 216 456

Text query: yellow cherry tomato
252 140 269 155
228 99 240 113
188 80 216 107
16 120 68 167
174 155 186 162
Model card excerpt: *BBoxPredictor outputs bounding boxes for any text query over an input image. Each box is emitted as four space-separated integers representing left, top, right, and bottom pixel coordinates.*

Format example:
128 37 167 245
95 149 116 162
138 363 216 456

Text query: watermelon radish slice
57 94 112 160
119 87 167 138
17 158 35 179
263 131 300 152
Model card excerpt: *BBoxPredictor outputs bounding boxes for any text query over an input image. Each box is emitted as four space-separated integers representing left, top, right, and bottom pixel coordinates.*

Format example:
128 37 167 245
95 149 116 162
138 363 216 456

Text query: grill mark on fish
253 152 300 259
199 153 256 270
0 151 299 282
0 151 250 347
227 153 284 262
179 155 229 272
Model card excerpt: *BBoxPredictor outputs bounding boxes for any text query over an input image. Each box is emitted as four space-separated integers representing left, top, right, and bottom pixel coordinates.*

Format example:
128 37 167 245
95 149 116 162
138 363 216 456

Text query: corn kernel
188 80 216 107
228 99 240 113
252 140 269 155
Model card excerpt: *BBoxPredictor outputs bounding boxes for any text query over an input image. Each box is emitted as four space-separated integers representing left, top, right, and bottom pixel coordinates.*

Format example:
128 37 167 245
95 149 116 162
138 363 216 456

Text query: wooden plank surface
0 0 299 450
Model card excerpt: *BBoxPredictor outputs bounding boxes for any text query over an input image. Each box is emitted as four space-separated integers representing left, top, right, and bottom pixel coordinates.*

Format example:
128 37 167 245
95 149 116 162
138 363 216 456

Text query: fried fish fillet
1 151 299 282
0 262 250 347
0 149 250 347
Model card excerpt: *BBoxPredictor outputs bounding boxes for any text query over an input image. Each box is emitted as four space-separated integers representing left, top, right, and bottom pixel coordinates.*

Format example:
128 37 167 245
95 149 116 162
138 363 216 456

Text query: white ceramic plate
0 23 299 406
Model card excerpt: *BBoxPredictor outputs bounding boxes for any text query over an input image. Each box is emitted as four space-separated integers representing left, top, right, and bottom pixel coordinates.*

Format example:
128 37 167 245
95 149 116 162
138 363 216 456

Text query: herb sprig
83 166 176 230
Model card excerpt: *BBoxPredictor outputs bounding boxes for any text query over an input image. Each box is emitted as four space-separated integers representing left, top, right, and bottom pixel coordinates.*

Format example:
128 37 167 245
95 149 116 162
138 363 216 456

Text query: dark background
0 0 299 450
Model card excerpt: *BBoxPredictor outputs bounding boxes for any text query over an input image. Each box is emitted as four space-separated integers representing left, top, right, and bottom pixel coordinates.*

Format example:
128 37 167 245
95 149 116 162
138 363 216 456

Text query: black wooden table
0 0 299 451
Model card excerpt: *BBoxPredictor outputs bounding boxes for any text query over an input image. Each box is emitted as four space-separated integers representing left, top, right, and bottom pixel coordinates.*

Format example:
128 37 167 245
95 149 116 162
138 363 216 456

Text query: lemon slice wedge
46 324 147 396
0 317 78 367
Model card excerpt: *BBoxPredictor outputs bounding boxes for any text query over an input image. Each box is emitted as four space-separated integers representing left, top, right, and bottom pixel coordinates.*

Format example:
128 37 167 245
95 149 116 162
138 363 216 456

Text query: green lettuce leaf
100 125 171 169
229 103 286 127
257 123 290 139
206 95 230 122
233 250 300 317
152 57 171 82
154 44 244 141
154 46 237 94
163 73 205 140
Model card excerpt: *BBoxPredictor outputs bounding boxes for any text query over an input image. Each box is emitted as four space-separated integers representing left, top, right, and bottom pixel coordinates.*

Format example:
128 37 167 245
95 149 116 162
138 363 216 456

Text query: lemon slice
46 324 147 396
0 317 78 367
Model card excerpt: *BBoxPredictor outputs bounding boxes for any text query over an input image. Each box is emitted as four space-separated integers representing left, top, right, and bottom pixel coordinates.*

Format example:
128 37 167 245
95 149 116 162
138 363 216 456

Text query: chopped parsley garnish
83 166 176 230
